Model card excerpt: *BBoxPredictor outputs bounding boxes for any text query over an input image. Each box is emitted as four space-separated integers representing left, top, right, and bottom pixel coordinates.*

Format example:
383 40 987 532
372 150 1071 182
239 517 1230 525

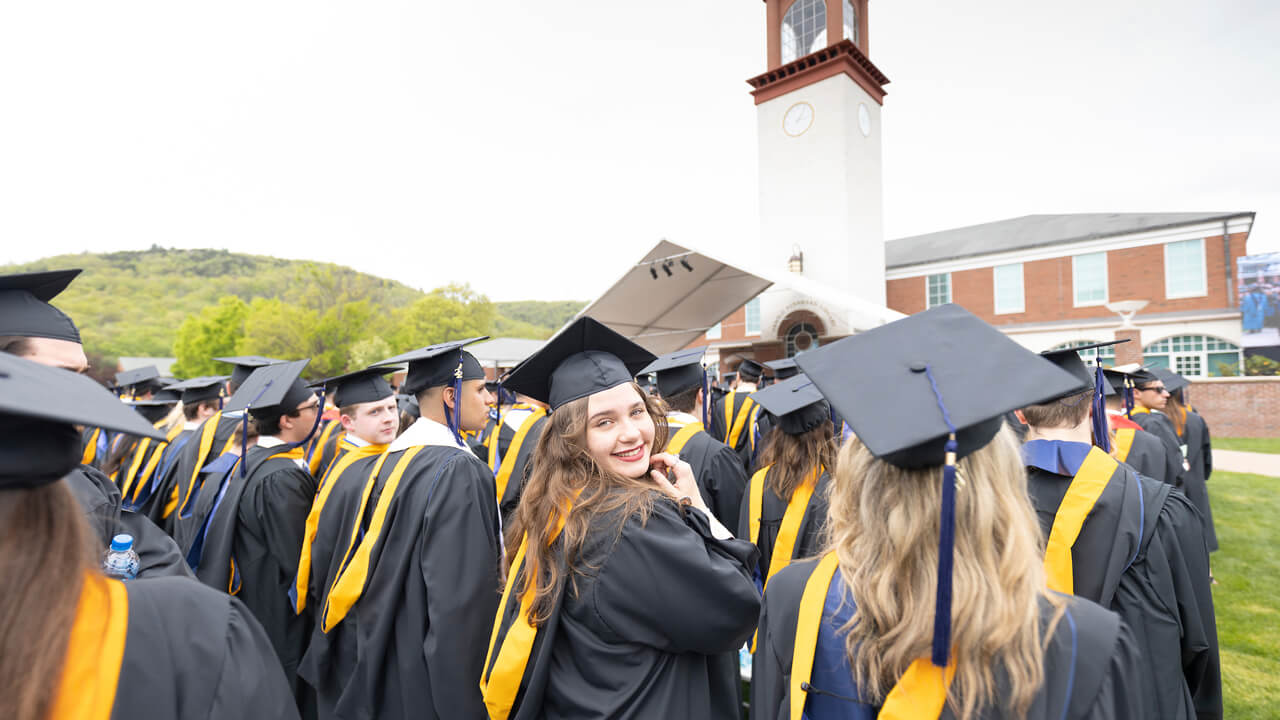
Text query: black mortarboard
749 374 830 435
0 352 164 488
128 387 181 406
384 338 488 395
0 269 83 344
1039 340 1128 400
1151 367 1190 393
736 358 764 382
311 366 396 407
795 305 1082 469
223 359 315 418
168 376 228 404
115 365 160 391
397 392 420 420
764 357 800 380
504 317 655 411
640 347 707 398
215 355 286 387
722 372 737 384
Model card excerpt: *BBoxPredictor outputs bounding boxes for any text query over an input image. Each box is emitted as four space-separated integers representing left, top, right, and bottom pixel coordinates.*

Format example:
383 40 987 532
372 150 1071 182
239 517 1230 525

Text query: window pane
993 263 1024 314
781 0 828 63
1175 355 1202 376
1208 352 1240 376
1073 252 1108 306
1165 239 1206 298
1144 354 1170 369
927 273 951 308
842 0 858 44
705 322 721 340
745 298 761 335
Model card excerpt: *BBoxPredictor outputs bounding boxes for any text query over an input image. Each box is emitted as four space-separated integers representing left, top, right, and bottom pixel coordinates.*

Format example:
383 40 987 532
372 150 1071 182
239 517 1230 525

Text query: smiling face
585 382 656 479
341 396 400 445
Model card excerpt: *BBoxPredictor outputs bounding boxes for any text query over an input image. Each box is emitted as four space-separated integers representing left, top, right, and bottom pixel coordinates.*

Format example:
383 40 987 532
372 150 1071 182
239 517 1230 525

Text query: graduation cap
795 304 1081 670
1150 367 1190 393
735 358 764 382
397 392 420 420
384 338 488 396
749 374 830 435
115 365 161 393
0 352 165 488
1039 340 1128 452
640 347 707 399
310 366 397 408
504 317 655 411
764 357 800 380
127 387 181 406
223 359 315 418
215 355 286 387
0 269 83 344
167 376 228 405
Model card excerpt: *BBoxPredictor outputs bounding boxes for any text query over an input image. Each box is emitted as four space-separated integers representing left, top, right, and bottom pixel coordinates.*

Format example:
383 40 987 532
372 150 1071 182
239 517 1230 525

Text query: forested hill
1 247 584 380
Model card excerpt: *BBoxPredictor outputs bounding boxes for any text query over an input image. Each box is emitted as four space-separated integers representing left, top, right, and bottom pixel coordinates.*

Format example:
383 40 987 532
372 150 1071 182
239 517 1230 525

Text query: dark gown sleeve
590 499 761 655
417 455 503 718
1200 416 1213 480
708 444 748 535
120 509 195 579
1079 614 1145 720
207 596 303 719
750 579 786 720
246 466 317 581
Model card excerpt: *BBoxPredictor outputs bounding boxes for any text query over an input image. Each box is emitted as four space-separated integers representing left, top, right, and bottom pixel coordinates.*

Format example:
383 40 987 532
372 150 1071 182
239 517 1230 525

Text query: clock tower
749 0 890 339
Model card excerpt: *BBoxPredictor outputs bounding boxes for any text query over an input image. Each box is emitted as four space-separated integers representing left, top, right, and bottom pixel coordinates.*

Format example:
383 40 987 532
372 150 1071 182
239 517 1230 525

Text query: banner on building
1237 253 1280 370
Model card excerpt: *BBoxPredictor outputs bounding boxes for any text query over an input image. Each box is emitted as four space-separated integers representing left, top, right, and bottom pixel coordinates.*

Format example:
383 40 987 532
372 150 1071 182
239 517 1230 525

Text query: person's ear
442 386 456 411
339 414 356 432
1013 409 1028 425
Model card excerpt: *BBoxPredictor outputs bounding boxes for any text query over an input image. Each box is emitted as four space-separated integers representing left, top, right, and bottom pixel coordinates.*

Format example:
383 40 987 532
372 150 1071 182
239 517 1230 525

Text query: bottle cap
110 534 134 552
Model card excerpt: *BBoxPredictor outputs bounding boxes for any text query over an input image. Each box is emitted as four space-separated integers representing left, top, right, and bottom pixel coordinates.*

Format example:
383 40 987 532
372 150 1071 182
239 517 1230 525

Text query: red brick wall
884 233 1248 323
1186 378 1280 438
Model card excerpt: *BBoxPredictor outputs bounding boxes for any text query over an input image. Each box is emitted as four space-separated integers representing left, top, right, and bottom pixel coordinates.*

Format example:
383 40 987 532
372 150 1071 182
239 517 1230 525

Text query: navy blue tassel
290 388 325 451
922 366 957 668
1091 366 1112 452
1123 385 1134 419
701 368 711 428
446 365 465 446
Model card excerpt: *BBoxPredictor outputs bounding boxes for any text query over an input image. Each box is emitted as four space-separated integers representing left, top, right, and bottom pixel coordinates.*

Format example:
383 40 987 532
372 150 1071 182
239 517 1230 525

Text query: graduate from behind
710 357 766 470
135 375 226 525
752 304 1143 719
1155 368 1218 554
484 386 550 524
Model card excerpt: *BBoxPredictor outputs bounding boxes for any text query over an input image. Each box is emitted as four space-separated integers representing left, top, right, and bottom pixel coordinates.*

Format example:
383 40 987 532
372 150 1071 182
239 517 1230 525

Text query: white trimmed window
842 0 858 45
993 263 1024 314
745 297 761 335
1164 238 1207 298
705 322 721 340
926 273 951 308
1143 335 1241 377
1072 252 1108 306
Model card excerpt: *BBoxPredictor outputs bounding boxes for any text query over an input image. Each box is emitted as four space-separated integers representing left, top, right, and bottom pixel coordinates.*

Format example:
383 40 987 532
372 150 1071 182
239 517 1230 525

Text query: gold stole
725 392 757 450
665 418 704 455
50 574 129 720
748 464 819 650
1112 427 1136 463
790 553 956 720
293 441 387 613
1043 447 1118 594
495 406 548 506
126 422 184 505
309 420 345 476
81 427 102 465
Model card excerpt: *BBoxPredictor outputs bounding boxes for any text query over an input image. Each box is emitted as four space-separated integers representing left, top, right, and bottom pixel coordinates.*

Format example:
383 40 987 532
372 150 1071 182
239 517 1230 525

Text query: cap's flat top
0 353 165 439
214 355 285 369
309 365 399 389
223 359 312 413
639 347 706 376
115 365 160 386
764 358 798 371
380 337 489 365
795 304 1082 459
504 317 655 407
167 375 229 391
749 374 824 417
0 269 82 302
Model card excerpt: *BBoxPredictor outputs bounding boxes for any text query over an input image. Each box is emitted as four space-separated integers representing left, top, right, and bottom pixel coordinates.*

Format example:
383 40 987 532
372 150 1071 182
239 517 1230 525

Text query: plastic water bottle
739 643 753 683
103 534 140 580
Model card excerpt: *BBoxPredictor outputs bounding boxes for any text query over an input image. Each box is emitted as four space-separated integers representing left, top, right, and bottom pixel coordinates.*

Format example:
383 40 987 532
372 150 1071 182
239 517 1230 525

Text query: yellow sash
666 419 704 456
127 422 184 505
179 411 224 513
119 437 152 498
749 464 819 650
321 446 424 632
495 407 548 506
294 441 387 613
1112 428 1136 463
726 392 758 449
1129 406 1150 415
747 403 764 453
81 427 102 465
309 420 345 475
50 574 129 720
480 506 573 720
790 553 955 720
1043 446 1118 594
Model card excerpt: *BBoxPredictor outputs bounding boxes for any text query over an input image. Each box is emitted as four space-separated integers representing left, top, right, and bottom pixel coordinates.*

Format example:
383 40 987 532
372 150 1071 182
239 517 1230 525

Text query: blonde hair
827 426 1063 719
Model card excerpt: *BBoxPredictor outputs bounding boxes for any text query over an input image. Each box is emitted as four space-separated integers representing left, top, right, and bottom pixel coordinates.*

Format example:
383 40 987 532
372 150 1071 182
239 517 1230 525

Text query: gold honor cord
790 553 956 720
1112 427 1136 462
494 408 547 505
1043 447 1118 594
51 574 129 720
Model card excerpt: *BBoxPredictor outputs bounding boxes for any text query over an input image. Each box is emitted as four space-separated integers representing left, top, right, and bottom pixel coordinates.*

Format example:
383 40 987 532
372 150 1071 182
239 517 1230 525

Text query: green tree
390 284 495 351
171 296 249 377
348 336 394 369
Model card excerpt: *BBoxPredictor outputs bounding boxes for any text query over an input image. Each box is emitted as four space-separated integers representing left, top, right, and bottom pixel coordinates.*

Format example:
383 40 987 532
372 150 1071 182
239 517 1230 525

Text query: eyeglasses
1136 385 1169 394
295 401 321 414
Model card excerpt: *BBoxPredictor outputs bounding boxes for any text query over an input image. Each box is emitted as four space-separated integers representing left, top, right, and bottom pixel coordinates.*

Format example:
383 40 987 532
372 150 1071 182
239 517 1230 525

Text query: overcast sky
1 1 1276 301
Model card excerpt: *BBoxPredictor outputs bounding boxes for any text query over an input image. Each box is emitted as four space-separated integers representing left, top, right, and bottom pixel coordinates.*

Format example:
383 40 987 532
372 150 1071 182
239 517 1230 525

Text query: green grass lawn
1210 471 1280 718
1214 437 1280 454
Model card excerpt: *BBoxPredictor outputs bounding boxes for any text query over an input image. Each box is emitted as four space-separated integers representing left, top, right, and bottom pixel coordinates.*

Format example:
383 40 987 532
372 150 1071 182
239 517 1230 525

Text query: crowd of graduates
0 268 1222 720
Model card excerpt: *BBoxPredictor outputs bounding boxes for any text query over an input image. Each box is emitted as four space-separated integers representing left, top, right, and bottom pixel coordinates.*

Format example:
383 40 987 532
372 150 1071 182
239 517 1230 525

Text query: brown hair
504 382 669 625
0 336 34 356
1165 391 1188 438
183 399 220 422
0 482 95 720
756 421 837 500
1019 389 1092 430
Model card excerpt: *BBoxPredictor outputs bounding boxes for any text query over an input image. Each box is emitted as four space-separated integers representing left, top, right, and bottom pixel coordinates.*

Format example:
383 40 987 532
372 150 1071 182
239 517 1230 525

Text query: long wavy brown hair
0 481 96 720
756 421 837 499
1165 390 1189 439
504 382 669 625
827 426 1064 720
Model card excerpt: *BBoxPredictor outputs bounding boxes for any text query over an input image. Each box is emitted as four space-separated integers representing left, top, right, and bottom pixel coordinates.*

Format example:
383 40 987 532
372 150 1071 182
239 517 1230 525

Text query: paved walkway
1214 450 1280 477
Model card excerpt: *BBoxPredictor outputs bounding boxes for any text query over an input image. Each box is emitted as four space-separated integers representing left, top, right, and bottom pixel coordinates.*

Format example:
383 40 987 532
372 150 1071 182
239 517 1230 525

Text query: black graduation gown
134 426 197 526
63 465 193 579
107 576 301 719
1027 462 1221 719
190 443 318 703
166 412 241 539
671 421 748 533
80 425 111 469
752 557 1144 719
710 390 759 471
1130 410 1187 486
738 469 831 576
308 421 346 480
497 415 546 524
306 423 503 720
1117 425 1178 485
1180 410 1217 552
487 494 761 720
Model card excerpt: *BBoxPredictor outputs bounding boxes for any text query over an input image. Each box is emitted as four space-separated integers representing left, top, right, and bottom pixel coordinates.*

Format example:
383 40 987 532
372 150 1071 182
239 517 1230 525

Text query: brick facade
1185 377 1280 439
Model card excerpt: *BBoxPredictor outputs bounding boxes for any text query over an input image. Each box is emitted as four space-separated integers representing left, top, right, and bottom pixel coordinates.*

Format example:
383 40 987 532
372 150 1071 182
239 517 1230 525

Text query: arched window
1048 340 1116 366
1143 335 1242 377
843 0 858 46
781 0 828 64
786 322 821 357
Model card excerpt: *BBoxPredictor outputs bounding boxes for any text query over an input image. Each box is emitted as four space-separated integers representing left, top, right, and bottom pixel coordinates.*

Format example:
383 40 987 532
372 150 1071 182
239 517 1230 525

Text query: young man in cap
0 269 191 578
1018 348 1221 719
305 366 399 481
136 375 226 525
710 358 765 471
114 365 163 401
1099 368 1180 485
297 338 501 720
1108 366 1188 487
183 359 322 707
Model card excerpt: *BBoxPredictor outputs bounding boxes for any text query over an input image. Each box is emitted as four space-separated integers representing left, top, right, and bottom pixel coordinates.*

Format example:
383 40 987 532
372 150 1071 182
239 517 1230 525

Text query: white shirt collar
256 435 286 448
184 420 201 431
667 411 699 425
345 434 370 447
388 416 468 453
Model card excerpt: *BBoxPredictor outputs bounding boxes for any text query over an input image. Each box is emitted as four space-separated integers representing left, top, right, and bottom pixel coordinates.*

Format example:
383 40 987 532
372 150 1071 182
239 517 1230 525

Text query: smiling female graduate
480 317 762 720
0 352 299 720
750 305 1144 720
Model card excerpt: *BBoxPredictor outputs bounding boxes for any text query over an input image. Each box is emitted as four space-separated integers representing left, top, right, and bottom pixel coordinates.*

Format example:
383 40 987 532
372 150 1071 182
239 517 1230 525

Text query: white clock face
783 102 814 137
858 103 872 137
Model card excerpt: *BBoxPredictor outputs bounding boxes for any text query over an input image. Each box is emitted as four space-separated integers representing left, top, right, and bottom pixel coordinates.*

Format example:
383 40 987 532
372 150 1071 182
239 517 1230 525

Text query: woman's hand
648 452 708 513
